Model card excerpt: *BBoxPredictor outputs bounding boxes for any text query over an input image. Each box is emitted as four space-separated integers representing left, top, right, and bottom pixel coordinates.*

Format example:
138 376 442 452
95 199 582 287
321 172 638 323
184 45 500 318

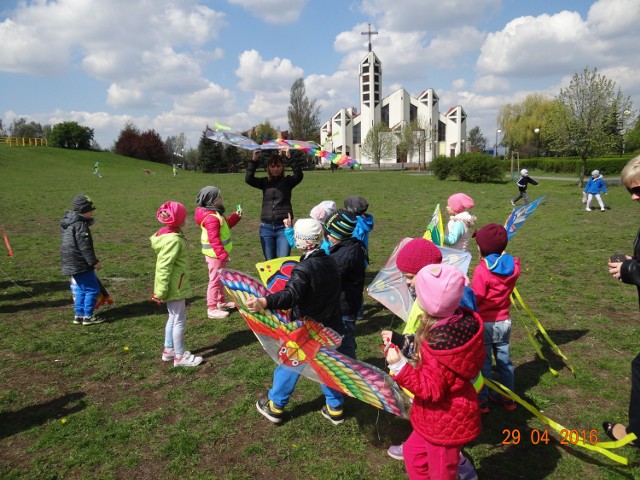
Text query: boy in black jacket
60 194 104 325
246 218 346 425
511 168 539 206
325 209 367 359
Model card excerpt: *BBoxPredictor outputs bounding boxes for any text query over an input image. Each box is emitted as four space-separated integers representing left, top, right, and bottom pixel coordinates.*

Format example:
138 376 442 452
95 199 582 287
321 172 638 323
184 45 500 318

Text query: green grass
1 144 640 479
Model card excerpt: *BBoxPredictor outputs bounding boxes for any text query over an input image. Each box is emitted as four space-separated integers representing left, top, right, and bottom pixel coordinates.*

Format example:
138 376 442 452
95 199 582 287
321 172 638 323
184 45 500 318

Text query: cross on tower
361 23 378 52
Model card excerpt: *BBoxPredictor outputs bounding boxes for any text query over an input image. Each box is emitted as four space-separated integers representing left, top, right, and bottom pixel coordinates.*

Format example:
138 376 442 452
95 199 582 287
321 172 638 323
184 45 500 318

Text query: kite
423 204 444 245
367 238 472 322
204 126 281 151
255 256 300 293
220 268 409 418
504 196 547 240
261 138 361 169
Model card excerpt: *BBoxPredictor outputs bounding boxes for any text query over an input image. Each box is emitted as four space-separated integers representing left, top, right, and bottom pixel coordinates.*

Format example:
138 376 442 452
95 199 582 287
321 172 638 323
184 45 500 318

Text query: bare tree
287 78 321 142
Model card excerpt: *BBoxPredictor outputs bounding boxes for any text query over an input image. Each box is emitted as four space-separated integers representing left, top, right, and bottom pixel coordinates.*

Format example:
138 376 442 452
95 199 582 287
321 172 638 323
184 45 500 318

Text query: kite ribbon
511 286 575 375
2 229 13 256
484 378 635 465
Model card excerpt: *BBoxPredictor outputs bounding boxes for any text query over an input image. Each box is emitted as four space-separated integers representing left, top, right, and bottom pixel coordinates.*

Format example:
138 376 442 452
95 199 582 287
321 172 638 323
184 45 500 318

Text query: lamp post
623 110 631 155
534 128 540 157
495 129 501 158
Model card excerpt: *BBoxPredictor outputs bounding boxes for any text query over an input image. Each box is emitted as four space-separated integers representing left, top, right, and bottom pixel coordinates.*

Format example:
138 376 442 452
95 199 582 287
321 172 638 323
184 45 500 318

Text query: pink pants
205 256 228 308
403 430 461 480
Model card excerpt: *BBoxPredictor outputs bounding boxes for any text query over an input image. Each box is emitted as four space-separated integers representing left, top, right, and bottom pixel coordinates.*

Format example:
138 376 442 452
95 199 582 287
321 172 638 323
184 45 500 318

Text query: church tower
358 51 382 152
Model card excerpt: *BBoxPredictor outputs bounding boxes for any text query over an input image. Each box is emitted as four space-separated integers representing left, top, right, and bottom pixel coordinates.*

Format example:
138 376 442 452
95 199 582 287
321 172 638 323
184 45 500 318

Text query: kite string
0 264 34 297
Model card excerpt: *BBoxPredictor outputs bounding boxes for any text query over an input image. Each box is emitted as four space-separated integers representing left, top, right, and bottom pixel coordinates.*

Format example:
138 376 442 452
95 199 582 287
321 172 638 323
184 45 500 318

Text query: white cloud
236 49 304 92
227 0 306 24
473 75 510 93
107 84 146 109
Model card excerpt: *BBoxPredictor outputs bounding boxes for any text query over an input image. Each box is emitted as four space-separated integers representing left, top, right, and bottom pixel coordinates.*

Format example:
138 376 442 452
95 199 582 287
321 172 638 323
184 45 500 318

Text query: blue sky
1 0 639 150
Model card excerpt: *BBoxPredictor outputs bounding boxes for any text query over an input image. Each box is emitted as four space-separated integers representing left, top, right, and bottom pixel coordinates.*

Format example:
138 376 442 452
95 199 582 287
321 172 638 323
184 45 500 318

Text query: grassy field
1 144 640 479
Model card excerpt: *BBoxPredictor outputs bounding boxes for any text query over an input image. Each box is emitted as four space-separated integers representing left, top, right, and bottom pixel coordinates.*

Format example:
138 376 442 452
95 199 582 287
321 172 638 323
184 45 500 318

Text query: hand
150 294 164 305
94 261 102 270
384 340 403 364
245 296 265 313
252 150 260 162
283 213 292 228
236 204 243 217
381 330 393 344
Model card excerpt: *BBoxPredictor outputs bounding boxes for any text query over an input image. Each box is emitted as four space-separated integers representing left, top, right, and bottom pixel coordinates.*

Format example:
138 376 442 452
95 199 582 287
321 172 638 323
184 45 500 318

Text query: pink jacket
194 207 240 261
471 254 521 322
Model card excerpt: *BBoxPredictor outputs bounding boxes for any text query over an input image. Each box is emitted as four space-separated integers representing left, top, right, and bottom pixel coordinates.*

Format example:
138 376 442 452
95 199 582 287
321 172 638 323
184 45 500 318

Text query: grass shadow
0 298 71 314
0 280 69 301
0 392 87 439
192 329 256 359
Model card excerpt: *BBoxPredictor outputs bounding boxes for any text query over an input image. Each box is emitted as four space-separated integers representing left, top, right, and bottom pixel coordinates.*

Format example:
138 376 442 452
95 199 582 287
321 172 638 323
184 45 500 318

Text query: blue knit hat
324 209 358 240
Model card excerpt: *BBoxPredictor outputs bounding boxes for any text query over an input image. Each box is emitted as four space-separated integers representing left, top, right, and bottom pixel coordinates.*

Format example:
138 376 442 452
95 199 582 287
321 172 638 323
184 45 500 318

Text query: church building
320 32 467 166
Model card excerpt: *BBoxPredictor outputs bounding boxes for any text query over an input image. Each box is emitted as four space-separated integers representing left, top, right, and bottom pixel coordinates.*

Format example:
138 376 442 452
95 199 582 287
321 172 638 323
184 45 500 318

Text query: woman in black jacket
606 155 640 445
245 149 303 260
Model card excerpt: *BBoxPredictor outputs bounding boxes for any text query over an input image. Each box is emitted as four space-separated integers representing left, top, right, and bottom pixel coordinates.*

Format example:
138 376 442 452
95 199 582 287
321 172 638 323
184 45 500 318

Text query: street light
534 128 540 157
495 129 502 158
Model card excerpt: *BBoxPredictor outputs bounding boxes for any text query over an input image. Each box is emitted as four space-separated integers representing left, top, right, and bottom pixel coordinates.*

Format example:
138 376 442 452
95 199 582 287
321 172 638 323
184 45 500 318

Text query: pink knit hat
396 238 443 275
447 193 475 214
157 201 187 228
415 264 467 318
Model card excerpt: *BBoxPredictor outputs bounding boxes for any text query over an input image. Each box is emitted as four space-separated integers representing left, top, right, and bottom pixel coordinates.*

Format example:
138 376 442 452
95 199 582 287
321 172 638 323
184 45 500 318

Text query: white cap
591 169 600 177
293 218 323 250
309 200 337 225
520 169 528 175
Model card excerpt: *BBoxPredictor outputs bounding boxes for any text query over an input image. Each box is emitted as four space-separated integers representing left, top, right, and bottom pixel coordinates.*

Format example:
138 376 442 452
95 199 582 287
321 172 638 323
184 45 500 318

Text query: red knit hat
447 193 475 214
396 238 443 275
157 201 187 228
473 223 508 256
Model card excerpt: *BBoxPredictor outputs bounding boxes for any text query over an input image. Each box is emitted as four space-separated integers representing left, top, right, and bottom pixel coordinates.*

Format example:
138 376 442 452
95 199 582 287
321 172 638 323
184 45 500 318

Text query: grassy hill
1 144 639 479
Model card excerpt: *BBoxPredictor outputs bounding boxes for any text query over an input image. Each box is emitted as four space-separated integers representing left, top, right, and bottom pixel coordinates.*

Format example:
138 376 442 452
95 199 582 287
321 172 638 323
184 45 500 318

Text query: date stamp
502 429 599 445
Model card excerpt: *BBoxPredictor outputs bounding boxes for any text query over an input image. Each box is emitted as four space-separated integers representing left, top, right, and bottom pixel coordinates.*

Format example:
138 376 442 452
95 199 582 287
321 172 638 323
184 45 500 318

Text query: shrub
454 153 504 183
430 155 455 180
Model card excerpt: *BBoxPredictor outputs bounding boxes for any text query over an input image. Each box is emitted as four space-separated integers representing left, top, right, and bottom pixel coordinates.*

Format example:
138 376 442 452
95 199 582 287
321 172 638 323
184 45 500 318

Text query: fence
0 136 48 146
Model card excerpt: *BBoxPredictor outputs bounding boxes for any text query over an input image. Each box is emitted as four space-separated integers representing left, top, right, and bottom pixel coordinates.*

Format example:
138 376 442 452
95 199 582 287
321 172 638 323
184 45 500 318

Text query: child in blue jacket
584 169 608 212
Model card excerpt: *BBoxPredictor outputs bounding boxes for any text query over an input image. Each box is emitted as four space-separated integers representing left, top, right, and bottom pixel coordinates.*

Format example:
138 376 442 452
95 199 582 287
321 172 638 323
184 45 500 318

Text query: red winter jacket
194 207 241 261
393 309 485 446
471 254 521 322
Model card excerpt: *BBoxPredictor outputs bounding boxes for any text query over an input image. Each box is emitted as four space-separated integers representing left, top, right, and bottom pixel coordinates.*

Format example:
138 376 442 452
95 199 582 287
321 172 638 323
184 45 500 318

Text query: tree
114 121 140 157
360 122 397 169
626 115 640 154
9 117 44 138
467 126 486 152
287 78 321 142
546 67 632 184
48 121 94 149
165 132 187 164
197 130 224 173
113 122 168 163
248 121 277 145
497 94 556 158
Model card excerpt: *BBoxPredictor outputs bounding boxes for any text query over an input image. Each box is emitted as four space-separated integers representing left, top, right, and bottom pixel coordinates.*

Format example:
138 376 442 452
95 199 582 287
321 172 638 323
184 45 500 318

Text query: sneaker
321 405 345 425
387 444 403 461
207 308 229 319
510 200 515 207
458 453 478 480
217 302 236 310
478 401 489 414
586 207 592 211
601 208 606 212
256 397 284 424
161 348 174 361
490 395 517 411
72 316 83 325
173 351 202 367
82 315 105 325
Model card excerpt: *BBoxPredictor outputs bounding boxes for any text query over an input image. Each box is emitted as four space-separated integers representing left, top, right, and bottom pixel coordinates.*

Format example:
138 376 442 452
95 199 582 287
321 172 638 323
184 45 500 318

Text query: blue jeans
72 270 100 317
269 364 344 409
478 319 514 402
340 316 357 359
259 222 291 260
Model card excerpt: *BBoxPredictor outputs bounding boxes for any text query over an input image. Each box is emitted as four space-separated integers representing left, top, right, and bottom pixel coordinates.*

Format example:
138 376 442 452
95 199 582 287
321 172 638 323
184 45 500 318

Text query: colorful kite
423 204 444 245
220 268 409 418
504 196 547 240
204 125 281 151
261 138 361 169
367 238 472 322
256 256 300 293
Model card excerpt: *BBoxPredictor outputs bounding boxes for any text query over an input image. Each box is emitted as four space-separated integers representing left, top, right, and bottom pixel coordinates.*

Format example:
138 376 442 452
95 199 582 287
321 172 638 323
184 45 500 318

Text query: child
344 195 373 319
151 201 202 367
283 200 336 253
194 186 242 319
246 218 346 425
383 264 485 480
444 193 477 251
584 169 608 212
471 223 521 412
60 194 104 326
511 169 538 206
325 209 367 358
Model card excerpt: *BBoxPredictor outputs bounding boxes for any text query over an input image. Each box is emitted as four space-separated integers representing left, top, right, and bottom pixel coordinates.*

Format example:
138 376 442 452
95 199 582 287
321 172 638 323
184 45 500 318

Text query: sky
1 0 640 151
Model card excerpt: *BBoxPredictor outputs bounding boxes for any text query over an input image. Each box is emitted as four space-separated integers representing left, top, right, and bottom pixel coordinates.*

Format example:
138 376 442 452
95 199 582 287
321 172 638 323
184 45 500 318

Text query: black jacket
516 175 538 192
245 160 303 223
329 237 368 317
60 211 98 276
264 249 343 334
621 228 640 308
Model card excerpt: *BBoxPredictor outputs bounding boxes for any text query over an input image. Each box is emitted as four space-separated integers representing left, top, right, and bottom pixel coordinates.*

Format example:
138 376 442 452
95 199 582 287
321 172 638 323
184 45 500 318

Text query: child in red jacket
195 186 242 319
384 264 485 480
471 223 521 413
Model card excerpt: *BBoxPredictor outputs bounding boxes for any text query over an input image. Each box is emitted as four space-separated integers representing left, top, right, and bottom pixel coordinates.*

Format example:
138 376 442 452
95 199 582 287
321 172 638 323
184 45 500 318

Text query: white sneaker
174 351 202 367
208 308 229 319
217 302 236 310
161 348 174 361
586 207 592 211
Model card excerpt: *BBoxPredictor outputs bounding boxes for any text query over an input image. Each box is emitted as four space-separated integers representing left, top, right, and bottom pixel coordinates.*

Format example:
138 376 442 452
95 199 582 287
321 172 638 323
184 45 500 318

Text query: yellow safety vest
200 212 232 258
